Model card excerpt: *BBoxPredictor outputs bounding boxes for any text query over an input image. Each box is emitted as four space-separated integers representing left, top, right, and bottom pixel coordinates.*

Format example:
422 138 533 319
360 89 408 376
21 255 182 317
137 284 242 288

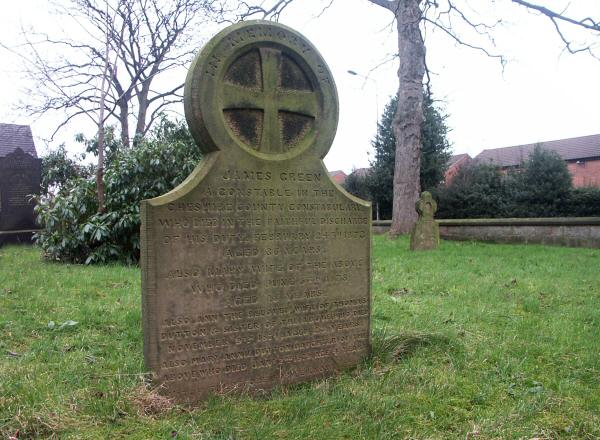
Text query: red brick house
444 153 472 185
329 170 347 185
475 134 600 187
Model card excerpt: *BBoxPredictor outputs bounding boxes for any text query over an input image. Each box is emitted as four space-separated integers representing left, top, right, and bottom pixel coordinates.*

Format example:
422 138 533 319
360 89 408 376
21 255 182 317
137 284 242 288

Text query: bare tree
8 0 223 147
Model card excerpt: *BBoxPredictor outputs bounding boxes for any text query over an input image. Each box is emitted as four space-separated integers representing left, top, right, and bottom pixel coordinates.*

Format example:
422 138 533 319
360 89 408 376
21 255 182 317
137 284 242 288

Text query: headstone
141 20 371 403
0 147 41 244
410 191 440 251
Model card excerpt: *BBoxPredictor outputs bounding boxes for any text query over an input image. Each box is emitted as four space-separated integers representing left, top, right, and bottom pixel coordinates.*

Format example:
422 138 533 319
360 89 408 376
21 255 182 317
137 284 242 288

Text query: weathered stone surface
438 217 600 248
140 21 371 403
0 147 41 233
410 191 439 251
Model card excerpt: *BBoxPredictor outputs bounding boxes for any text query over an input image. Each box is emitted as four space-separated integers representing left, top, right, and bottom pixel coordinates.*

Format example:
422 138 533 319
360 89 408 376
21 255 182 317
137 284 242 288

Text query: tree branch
366 0 398 13
424 17 507 68
511 0 600 32
237 0 296 21
8 0 223 143
511 0 600 58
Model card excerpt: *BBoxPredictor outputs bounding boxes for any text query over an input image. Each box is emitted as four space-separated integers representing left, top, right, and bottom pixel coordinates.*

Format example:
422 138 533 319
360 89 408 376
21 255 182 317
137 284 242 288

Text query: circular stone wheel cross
184 21 338 161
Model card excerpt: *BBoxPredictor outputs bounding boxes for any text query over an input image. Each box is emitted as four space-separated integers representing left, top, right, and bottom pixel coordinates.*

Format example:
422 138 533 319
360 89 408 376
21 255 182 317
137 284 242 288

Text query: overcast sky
1 0 599 173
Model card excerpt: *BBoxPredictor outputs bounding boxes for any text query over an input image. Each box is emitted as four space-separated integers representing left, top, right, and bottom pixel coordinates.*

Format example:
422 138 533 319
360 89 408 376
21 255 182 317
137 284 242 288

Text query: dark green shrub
435 145 599 219
421 93 452 191
41 144 92 194
34 178 100 262
505 145 572 217
343 170 371 201
434 163 508 218
367 91 451 220
34 118 202 264
563 187 600 216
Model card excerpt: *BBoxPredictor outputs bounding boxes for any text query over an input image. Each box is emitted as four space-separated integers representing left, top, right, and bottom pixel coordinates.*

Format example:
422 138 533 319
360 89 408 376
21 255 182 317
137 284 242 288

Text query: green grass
1 237 600 439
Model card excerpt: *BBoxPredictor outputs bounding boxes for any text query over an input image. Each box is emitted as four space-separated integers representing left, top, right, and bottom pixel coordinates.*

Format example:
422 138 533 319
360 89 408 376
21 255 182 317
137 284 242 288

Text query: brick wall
444 155 471 185
568 159 600 187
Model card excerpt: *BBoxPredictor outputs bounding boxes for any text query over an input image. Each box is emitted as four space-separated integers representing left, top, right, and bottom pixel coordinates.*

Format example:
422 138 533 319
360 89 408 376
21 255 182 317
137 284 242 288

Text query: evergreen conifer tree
510 144 573 217
367 92 451 219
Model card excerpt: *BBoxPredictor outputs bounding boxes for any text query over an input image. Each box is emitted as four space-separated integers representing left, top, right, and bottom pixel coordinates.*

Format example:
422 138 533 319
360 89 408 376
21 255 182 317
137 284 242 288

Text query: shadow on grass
371 327 452 363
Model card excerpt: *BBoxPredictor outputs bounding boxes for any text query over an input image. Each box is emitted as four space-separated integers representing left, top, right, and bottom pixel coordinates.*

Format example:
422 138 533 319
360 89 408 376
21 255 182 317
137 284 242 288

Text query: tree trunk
112 77 130 148
96 122 106 213
134 92 148 146
118 98 130 148
389 0 425 237
134 66 159 146
96 4 112 213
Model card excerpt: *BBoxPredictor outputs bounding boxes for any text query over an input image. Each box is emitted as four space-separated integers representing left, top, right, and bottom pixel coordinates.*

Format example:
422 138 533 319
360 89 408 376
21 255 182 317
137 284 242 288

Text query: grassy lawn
1 236 599 439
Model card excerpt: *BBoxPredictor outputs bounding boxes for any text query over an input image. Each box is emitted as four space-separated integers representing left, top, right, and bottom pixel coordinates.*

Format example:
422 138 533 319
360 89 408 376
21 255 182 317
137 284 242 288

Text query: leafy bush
507 145 573 217
435 145 600 218
343 170 371 201
564 187 600 216
35 118 202 264
41 144 92 194
434 163 508 218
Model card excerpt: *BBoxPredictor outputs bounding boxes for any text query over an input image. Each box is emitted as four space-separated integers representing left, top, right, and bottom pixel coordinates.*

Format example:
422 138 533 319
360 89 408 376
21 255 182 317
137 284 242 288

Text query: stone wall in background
373 218 600 248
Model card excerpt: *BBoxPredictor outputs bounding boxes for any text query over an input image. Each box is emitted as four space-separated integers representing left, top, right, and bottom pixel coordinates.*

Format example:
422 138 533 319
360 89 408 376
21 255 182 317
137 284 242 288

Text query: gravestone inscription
0 147 41 232
141 21 372 403
410 191 440 251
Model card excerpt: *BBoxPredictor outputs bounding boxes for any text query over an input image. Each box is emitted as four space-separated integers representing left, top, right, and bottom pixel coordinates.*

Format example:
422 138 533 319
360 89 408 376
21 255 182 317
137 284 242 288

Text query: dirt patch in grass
387 287 414 297
130 385 176 417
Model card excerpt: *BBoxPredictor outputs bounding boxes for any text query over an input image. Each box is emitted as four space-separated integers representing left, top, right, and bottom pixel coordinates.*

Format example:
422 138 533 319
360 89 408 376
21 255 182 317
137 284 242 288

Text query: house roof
475 133 600 167
448 153 471 167
0 123 38 158
351 167 371 178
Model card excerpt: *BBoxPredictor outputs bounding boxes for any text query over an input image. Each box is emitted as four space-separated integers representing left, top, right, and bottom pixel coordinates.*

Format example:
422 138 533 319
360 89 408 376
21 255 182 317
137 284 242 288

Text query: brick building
444 153 472 185
475 134 600 187
329 170 347 185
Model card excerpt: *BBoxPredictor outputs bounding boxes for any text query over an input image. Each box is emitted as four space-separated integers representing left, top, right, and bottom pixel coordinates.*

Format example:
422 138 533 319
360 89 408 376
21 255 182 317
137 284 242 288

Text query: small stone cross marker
410 191 440 251
416 191 436 220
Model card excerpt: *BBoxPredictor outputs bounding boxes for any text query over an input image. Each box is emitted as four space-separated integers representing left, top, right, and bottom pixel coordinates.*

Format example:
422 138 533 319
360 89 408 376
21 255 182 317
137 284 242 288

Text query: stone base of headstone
410 220 439 251
0 230 37 247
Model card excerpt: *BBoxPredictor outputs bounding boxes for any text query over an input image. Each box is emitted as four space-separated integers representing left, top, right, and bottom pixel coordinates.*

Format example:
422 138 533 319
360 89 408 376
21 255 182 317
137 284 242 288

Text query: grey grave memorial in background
410 191 440 251
0 124 41 246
